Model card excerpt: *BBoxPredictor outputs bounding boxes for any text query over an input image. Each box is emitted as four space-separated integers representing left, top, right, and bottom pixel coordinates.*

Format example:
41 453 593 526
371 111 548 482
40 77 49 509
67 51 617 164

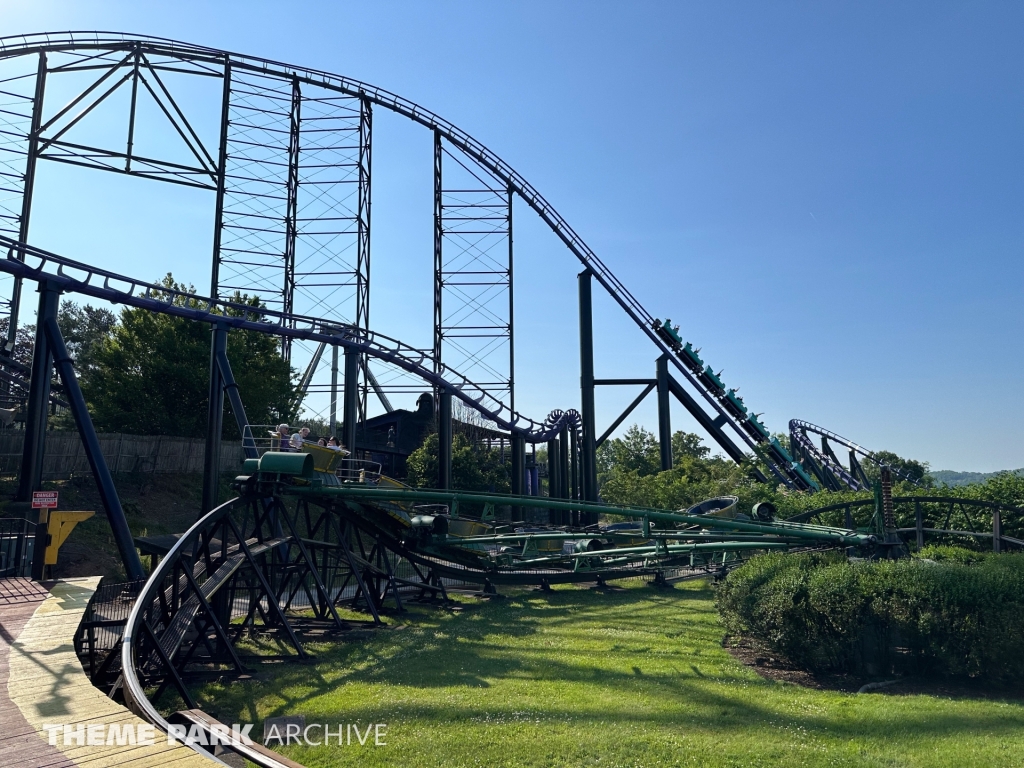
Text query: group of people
273 424 348 454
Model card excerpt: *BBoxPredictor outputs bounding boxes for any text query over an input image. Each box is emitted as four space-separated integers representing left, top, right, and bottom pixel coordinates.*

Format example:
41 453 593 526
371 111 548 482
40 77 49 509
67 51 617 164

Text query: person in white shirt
289 427 310 450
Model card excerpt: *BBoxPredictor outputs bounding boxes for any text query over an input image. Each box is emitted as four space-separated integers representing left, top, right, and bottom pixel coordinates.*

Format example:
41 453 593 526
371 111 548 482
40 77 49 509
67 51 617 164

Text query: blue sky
3 1 1022 471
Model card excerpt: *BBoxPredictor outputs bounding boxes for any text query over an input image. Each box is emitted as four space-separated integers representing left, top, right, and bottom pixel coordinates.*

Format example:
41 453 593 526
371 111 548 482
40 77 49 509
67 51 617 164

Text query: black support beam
578 270 597 502
42 287 145 579
201 324 227 514
656 355 672 472
343 346 359 455
437 388 452 490
665 375 767 482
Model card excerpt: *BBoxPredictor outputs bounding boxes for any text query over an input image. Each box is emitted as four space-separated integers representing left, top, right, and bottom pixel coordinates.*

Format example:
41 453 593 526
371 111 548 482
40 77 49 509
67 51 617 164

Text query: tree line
7 275 297 439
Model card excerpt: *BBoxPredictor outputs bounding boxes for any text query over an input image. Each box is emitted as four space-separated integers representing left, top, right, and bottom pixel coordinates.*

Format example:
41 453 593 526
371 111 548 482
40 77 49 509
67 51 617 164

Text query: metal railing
241 426 382 482
0 516 33 576
74 578 146 682
787 495 1023 551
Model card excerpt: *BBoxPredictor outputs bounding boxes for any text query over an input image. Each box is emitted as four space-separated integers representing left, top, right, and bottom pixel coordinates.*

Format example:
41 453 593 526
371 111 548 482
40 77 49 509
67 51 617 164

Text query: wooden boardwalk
0 577 215 767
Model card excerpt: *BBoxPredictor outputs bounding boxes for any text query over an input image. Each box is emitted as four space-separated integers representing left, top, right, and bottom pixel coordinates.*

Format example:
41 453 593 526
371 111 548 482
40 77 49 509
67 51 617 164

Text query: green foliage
0 315 35 367
80 276 297 438
599 452 747 511
406 432 511 494
915 544 988 565
596 425 839 515
596 426 751 511
596 424 662 480
672 429 711 460
862 449 933 487
56 299 116 375
717 551 1024 680
930 467 1024 487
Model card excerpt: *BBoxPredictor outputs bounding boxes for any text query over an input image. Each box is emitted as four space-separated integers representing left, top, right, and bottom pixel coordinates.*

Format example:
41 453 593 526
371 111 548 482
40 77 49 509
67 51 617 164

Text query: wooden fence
0 431 246 479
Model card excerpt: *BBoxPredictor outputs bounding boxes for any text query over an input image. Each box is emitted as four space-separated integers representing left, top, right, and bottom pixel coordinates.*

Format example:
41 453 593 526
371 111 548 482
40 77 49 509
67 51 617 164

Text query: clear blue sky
4 1 1022 471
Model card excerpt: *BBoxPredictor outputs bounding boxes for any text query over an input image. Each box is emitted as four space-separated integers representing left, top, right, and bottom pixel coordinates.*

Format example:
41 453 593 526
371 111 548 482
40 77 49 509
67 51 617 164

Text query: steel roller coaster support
0 32 816 498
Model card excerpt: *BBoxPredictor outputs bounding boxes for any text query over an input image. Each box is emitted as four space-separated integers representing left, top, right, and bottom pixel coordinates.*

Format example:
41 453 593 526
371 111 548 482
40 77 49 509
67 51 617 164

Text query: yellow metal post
44 511 95 565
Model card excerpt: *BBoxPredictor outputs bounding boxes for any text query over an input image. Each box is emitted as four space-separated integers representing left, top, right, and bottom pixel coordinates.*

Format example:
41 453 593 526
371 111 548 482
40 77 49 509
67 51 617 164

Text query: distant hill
928 468 1024 487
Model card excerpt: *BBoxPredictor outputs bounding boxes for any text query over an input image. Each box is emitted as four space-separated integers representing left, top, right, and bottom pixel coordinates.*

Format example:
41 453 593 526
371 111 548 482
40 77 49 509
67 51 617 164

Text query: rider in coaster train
289 427 311 450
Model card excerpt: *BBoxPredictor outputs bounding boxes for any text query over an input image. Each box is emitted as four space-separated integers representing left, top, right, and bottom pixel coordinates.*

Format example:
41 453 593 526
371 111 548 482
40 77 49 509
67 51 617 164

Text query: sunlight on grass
198 581 1024 767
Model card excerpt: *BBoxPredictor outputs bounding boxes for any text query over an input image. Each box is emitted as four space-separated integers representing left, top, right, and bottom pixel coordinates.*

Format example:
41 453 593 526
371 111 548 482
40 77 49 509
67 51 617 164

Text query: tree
57 300 116 375
596 426 712 483
862 450 932 487
406 432 511 494
594 424 751 510
81 275 297 438
596 425 661 481
672 430 711 461
0 316 36 368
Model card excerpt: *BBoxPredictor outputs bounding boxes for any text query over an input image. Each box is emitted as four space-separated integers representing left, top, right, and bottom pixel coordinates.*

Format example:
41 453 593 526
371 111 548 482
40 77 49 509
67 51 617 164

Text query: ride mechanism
0 33 1012 764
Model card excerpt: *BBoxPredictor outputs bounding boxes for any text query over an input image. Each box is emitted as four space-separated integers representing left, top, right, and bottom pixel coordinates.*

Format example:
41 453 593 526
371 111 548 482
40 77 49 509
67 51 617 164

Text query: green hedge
716 548 1024 681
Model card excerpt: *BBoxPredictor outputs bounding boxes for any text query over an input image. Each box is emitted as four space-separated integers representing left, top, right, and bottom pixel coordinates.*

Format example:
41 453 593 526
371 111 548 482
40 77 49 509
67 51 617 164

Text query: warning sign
31 491 58 509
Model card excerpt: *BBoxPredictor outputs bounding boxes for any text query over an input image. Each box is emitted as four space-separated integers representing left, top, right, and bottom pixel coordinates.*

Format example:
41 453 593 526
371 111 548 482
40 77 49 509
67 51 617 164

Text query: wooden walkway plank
3 577 215 767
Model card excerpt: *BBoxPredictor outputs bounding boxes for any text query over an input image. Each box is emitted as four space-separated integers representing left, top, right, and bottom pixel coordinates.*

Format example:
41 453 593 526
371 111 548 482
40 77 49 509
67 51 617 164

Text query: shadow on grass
198 582 1024 744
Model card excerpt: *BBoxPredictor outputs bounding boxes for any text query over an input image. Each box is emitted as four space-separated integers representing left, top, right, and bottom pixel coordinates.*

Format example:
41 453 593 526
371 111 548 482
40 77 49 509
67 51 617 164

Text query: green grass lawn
197 580 1024 767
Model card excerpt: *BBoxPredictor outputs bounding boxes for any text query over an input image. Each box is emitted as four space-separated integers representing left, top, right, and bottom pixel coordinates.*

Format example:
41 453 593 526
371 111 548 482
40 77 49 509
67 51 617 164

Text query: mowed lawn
198 580 1024 767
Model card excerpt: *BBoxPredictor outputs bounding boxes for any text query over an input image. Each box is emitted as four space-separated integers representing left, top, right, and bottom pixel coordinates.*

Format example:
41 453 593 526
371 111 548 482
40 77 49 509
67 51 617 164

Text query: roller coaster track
113 449 1018 765
0 235 580 441
118 460 874 764
0 31 802 487
789 419 923 491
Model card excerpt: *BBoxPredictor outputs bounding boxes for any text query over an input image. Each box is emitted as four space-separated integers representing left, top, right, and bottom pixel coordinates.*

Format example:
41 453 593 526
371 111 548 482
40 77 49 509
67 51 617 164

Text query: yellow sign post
44 511 95 565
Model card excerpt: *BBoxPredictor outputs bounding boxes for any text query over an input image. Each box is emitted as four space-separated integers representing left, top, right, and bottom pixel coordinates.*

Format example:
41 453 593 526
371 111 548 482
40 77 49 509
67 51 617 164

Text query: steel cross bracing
433 132 513 409
0 32 803 485
213 69 371 350
0 38 372 414
0 236 575 442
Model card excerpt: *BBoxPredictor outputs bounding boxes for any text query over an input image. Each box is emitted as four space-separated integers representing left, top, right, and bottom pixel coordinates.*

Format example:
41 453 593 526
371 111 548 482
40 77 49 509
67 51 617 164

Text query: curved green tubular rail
284 484 875 547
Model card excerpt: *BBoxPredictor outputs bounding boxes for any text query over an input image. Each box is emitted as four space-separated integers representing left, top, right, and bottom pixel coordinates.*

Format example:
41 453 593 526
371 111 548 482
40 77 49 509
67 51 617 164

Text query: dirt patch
724 634 1024 701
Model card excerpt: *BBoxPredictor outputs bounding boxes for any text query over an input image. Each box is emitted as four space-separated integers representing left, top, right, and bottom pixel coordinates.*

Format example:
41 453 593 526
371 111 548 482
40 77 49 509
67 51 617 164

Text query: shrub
915 544 988 565
716 551 1024 681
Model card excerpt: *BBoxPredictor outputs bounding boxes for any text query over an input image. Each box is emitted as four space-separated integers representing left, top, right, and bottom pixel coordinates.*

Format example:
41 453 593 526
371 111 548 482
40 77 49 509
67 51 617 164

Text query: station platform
0 577 213 767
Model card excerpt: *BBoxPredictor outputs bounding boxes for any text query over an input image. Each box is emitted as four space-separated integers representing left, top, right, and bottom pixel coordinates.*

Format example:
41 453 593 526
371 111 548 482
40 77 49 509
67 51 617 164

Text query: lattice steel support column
209 60 231 297
357 98 372 329
433 131 443 371
432 131 514 405
357 98 372 413
281 76 301 359
8 52 47 349
506 181 515 414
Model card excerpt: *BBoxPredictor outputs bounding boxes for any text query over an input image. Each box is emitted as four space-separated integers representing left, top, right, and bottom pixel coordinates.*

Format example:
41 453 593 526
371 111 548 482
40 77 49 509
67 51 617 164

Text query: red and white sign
31 491 58 509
